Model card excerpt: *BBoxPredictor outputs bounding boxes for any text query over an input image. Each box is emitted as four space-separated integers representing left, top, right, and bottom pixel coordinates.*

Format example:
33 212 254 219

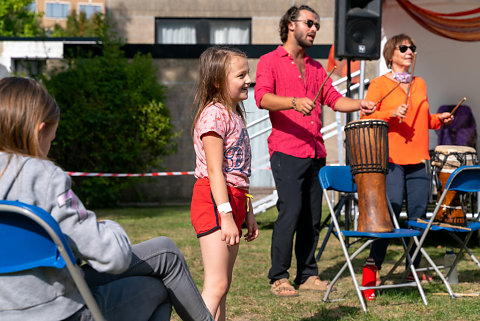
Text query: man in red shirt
254 4 375 297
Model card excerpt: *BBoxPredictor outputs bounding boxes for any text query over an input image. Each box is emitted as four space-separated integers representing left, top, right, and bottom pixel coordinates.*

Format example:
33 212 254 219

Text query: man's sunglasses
292 19 320 30
396 45 416 53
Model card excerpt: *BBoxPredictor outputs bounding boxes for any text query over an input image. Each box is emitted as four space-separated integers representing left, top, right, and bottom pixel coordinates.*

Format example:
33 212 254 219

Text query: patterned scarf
393 72 411 83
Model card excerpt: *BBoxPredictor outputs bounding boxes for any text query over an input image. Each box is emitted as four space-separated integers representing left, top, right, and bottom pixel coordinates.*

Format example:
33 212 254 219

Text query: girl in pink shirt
190 46 258 321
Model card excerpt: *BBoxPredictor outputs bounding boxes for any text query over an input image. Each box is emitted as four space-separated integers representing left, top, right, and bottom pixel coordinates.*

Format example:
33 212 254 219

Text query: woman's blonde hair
0 77 60 158
191 46 247 136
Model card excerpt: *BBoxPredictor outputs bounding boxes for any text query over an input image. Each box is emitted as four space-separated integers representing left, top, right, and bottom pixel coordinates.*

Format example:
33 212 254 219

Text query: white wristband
217 202 232 214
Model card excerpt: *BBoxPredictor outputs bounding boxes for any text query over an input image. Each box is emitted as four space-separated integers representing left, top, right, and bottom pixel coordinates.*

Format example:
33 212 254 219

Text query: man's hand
360 99 376 115
294 97 315 115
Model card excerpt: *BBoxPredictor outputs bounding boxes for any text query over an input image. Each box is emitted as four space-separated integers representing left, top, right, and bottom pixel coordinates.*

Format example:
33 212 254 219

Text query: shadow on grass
257 220 275 230
299 305 360 321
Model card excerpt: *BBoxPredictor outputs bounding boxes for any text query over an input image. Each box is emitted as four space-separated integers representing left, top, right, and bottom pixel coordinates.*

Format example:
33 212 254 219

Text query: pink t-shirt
193 102 251 189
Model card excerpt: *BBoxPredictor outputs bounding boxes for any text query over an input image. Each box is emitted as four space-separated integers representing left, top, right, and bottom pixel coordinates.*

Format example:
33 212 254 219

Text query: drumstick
450 97 467 116
434 292 480 297
304 66 336 117
399 52 417 123
374 82 401 107
314 66 336 105
417 218 471 231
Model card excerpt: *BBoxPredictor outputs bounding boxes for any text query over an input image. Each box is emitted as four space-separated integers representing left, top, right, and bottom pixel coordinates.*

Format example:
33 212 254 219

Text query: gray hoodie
0 153 132 321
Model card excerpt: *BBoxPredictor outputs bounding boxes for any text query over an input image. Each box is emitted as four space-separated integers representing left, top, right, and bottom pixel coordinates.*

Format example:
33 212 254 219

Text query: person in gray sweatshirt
0 77 214 321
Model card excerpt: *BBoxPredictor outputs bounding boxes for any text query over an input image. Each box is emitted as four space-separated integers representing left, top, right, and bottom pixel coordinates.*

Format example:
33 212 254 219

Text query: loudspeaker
335 0 382 60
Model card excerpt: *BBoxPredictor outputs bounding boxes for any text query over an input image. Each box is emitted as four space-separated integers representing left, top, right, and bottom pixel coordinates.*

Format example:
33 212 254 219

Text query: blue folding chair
408 165 480 298
0 200 105 321
319 166 431 312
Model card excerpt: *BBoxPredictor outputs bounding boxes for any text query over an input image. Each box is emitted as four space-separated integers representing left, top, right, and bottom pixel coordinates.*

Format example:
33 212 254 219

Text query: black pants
268 152 325 285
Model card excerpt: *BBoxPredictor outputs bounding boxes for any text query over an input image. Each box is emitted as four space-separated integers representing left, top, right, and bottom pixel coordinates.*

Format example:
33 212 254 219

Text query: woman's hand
244 212 259 242
392 104 408 119
220 212 240 245
438 112 454 125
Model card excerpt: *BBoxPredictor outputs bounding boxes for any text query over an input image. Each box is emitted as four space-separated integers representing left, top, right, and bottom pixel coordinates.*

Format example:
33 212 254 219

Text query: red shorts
191 178 247 238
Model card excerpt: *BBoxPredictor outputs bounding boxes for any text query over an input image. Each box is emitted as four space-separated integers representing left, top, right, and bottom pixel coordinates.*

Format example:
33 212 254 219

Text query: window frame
155 17 252 45
78 3 103 19
45 1 70 19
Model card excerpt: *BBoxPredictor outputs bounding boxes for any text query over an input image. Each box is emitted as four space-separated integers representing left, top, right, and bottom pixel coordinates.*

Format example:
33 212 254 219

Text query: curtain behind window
157 22 196 44
210 21 249 44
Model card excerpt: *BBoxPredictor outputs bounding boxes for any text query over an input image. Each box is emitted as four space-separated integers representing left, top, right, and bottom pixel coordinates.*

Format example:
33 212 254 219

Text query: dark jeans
268 151 325 285
370 163 430 270
71 237 213 321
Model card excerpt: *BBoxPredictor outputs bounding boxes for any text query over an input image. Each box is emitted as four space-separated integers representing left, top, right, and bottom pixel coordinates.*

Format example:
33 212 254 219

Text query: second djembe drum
345 119 394 233
432 145 478 226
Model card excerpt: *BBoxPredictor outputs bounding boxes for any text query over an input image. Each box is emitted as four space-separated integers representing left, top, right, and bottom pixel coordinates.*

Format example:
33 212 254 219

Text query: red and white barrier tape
67 171 195 177
66 167 272 177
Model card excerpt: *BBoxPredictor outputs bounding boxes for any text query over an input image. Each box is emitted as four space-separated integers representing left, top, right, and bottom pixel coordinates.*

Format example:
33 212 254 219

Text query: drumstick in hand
304 66 336 116
450 97 467 116
400 52 417 123
374 82 401 107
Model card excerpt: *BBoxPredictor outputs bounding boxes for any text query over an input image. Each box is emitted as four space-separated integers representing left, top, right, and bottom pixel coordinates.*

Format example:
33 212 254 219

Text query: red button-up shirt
255 46 342 159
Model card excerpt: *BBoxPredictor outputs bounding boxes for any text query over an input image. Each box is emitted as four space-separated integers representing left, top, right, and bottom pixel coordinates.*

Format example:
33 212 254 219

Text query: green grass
96 206 480 321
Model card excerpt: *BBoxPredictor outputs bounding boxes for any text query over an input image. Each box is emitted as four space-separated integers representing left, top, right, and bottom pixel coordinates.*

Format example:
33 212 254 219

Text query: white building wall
0 41 64 74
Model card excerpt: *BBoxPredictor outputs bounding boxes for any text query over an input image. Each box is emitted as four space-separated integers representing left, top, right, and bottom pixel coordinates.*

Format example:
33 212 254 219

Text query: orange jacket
362 74 442 165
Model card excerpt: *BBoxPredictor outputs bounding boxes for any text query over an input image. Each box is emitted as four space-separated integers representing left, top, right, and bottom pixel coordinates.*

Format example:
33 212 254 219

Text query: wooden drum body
432 145 477 226
345 119 394 233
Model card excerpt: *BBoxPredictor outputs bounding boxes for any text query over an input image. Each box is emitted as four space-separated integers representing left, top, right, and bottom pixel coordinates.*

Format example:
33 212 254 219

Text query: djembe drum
432 145 477 226
344 119 394 233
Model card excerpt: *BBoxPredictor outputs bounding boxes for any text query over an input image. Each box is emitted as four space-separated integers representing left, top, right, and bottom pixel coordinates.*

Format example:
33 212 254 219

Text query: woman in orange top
361 34 453 290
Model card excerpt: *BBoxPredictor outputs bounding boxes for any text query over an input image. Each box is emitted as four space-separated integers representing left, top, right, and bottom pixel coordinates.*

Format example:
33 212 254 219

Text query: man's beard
294 31 314 48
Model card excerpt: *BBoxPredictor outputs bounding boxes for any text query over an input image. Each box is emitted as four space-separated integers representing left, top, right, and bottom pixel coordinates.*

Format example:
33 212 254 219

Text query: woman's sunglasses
292 19 320 31
396 45 416 53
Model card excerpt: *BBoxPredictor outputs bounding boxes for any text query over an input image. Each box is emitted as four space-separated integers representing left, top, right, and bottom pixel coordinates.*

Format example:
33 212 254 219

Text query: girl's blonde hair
0 77 60 158
191 46 247 136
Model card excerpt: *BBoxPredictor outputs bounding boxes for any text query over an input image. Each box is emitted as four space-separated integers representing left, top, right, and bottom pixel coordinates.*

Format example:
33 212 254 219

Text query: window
27 2 36 13
45 2 70 19
155 18 251 44
13 59 46 77
79 4 102 19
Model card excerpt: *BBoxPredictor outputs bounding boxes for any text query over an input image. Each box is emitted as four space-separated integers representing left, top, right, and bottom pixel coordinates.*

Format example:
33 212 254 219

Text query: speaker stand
346 58 354 123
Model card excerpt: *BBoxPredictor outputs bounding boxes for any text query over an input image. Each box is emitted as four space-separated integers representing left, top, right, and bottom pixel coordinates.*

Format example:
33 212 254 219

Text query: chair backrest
445 165 480 193
0 200 105 321
0 200 74 273
319 165 357 193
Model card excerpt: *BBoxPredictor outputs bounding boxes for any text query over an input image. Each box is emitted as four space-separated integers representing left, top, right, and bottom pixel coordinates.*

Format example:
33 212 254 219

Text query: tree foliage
49 10 104 38
42 26 177 207
0 0 44 37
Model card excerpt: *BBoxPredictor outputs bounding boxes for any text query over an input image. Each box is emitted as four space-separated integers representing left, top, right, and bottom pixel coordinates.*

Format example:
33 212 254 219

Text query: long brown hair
191 46 247 136
0 77 60 158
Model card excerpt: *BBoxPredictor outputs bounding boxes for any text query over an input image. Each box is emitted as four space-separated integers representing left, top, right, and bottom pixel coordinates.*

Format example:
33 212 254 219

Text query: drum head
433 145 477 169
344 119 388 129
434 145 476 154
